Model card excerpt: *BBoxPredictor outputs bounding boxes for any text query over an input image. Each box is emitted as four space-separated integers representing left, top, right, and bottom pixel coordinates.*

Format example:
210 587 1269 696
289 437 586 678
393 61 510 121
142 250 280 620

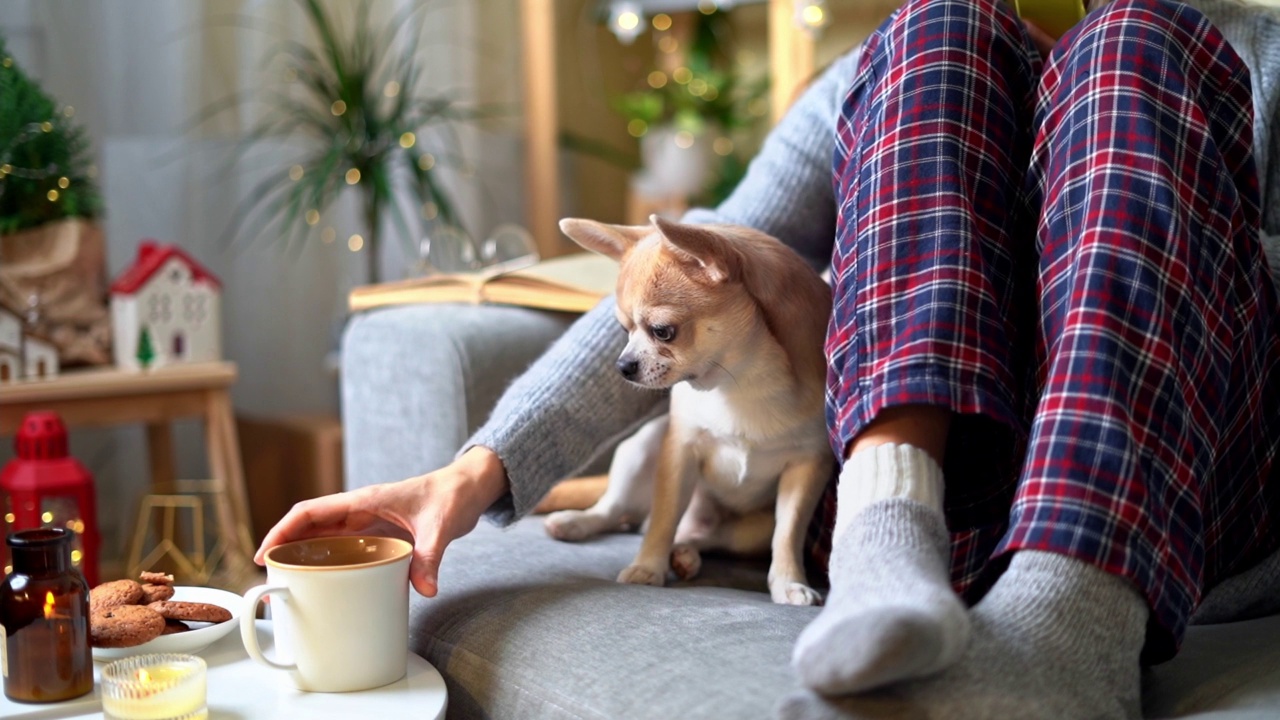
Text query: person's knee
1056 0 1245 104
889 0 1019 44
897 0 1007 20
1076 0 1212 53
1092 0 1182 22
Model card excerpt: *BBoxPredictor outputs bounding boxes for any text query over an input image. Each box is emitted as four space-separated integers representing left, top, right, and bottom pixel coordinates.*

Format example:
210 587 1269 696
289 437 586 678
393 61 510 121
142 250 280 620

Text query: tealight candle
100 653 207 720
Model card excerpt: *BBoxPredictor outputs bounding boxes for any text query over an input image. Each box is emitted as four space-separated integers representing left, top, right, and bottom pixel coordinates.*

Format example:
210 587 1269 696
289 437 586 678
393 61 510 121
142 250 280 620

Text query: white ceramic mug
240 535 412 693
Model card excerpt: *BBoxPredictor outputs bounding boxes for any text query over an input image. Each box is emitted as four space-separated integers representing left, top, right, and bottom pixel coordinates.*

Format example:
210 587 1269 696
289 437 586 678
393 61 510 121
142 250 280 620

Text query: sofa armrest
340 303 577 491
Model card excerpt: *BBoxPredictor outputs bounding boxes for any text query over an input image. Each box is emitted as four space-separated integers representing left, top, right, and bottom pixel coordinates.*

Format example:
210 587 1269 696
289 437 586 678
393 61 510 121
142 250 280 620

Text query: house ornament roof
110 240 222 295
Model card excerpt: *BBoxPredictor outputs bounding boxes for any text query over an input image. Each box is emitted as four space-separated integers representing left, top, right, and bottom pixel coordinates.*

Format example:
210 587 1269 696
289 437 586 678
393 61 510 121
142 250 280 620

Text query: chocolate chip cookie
146 600 232 624
139 583 175 603
89 579 144 613
90 605 165 648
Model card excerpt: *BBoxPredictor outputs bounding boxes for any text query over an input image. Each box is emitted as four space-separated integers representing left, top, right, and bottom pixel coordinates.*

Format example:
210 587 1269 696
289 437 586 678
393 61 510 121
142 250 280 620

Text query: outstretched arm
258 46 866 596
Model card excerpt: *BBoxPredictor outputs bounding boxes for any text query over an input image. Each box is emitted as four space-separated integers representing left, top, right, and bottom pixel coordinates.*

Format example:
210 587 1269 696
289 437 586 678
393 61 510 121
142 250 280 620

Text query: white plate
92 586 241 662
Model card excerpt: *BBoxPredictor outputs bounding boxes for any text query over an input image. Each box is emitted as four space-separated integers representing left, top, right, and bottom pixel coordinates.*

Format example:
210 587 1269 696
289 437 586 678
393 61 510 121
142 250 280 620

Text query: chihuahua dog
546 215 834 605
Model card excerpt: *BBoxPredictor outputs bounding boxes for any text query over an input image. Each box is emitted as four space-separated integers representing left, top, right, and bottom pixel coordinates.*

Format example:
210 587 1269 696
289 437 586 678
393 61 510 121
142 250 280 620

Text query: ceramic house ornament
0 304 21 382
110 240 222 371
23 333 59 379
0 300 61 383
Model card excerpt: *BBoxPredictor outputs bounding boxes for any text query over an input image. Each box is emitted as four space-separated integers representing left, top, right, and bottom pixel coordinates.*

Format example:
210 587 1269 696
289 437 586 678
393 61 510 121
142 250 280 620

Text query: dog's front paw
618 563 666 587
772 581 823 606
544 510 598 542
670 544 702 580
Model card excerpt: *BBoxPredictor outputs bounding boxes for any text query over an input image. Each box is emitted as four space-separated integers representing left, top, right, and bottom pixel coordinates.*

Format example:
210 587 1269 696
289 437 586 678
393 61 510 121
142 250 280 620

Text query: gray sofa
342 303 1280 720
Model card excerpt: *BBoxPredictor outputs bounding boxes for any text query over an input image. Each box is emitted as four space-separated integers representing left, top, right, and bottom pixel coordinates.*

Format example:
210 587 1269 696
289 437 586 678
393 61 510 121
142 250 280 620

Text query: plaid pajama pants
809 0 1280 661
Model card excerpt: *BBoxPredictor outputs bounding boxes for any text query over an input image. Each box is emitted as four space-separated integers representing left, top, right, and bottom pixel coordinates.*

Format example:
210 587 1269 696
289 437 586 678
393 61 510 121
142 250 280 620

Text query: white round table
1 620 447 720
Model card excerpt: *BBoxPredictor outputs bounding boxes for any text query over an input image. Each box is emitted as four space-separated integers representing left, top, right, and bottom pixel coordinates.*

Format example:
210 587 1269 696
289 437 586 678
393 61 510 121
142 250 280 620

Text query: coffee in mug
241 536 412 692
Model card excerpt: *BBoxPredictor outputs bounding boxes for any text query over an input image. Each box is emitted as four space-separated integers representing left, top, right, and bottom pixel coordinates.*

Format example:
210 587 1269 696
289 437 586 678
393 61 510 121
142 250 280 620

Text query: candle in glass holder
101 653 208 720
1 527 93 703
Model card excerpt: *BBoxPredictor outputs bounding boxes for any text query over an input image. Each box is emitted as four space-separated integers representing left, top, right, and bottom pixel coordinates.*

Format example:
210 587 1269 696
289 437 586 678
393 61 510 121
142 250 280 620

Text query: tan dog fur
533 475 608 514
546 215 834 605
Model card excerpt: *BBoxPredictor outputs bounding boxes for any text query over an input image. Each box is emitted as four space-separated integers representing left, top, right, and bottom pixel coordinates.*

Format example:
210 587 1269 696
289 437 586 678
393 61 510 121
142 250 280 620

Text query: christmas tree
136 326 156 369
0 33 102 235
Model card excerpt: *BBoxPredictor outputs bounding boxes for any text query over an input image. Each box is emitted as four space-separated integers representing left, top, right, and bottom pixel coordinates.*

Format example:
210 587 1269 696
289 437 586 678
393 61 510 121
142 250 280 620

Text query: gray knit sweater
470 0 1280 525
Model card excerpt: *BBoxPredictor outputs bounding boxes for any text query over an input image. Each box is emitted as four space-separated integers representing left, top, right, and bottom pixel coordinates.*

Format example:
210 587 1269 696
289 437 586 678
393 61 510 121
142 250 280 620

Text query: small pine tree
0 33 103 235
136 326 156 369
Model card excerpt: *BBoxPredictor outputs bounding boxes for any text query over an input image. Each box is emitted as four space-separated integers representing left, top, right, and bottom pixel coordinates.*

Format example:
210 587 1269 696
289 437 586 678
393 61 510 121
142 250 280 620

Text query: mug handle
241 584 296 672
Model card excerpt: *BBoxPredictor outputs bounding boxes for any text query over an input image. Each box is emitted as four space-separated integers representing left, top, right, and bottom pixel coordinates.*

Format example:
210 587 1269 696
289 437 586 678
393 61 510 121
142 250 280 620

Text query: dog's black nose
617 358 639 380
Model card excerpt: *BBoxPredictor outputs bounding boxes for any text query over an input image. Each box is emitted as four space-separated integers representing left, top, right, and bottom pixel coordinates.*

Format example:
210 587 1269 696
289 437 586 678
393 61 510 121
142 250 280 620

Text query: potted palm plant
210 0 488 283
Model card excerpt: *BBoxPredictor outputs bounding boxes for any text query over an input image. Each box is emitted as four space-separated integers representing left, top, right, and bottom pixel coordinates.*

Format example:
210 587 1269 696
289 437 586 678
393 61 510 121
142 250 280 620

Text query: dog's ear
651 215 740 284
559 218 648 260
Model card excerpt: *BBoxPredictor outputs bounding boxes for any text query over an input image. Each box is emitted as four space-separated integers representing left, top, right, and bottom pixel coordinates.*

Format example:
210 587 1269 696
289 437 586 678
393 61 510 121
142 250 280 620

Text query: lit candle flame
43 591 55 619
138 668 152 683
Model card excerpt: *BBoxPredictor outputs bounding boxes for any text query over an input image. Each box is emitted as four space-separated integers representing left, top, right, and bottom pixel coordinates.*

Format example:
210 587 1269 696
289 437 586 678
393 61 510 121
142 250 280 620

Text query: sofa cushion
414 517 1280 719
1143 614 1280 719
342 304 579 490
418 517 808 719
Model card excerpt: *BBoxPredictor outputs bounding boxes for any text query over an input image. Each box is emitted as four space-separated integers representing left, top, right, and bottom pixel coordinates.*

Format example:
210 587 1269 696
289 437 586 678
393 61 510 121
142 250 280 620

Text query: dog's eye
650 325 676 342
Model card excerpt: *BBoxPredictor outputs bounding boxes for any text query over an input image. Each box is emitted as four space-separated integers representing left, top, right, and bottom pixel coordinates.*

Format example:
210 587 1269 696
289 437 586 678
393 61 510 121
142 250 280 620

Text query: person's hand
255 446 509 598
1022 19 1059 58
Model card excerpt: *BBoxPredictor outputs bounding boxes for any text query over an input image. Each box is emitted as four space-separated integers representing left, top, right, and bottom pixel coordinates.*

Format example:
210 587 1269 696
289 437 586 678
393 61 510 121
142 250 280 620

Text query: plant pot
0 219 113 366
633 124 714 199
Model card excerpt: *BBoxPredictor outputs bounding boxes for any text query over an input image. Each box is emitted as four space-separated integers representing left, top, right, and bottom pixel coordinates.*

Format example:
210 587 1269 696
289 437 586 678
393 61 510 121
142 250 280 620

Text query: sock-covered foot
791 444 968 695
779 550 1149 720
1192 541 1280 624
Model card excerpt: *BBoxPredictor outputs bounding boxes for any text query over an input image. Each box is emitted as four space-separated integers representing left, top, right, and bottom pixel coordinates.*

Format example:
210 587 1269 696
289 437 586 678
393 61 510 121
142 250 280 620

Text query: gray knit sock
778 550 1149 720
792 445 967 695
1192 542 1280 624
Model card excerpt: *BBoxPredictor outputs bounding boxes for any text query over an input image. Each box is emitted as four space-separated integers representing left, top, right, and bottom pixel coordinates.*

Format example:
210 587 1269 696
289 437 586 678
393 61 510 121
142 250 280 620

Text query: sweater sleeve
1254 11 1280 243
1192 0 1280 289
465 47 864 526
1252 11 1280 292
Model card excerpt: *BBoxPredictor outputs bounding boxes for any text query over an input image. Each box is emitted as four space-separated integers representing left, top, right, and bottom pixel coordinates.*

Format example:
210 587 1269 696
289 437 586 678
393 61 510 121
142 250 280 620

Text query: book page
477 252 618 313
496 252 618 296
347 252 619 313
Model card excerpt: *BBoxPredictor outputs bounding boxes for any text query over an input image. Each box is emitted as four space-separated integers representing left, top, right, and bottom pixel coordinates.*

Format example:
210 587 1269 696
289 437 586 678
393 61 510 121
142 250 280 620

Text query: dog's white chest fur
672 384 818 514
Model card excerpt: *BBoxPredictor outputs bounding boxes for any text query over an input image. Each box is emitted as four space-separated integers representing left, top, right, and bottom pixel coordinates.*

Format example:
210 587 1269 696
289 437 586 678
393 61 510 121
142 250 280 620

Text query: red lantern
1 412 100 586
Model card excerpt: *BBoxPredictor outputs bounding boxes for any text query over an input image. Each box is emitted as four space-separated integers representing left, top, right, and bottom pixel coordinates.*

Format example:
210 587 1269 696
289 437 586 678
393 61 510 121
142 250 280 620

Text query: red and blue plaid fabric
810 0 1280 661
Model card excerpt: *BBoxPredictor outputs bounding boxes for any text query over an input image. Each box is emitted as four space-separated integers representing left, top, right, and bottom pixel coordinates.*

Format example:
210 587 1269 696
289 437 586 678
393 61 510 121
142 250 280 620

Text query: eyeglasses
416 223 539 276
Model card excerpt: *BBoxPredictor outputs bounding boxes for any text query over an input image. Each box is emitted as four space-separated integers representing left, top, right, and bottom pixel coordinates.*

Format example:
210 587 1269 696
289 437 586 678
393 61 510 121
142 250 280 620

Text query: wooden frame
521 0 564 259
768 0 816 122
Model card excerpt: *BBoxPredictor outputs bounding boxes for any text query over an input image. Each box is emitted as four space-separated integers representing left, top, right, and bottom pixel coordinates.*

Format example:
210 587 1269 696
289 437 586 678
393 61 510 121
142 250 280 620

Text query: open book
348 252 619 314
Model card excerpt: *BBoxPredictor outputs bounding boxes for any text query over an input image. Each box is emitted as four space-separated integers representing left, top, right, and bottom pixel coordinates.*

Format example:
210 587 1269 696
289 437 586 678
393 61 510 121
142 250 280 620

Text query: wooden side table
0 361 256 587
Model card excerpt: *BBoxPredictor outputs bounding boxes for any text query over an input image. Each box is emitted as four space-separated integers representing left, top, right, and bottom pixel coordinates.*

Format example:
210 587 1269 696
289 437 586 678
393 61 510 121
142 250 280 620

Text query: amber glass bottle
1 528 93 703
